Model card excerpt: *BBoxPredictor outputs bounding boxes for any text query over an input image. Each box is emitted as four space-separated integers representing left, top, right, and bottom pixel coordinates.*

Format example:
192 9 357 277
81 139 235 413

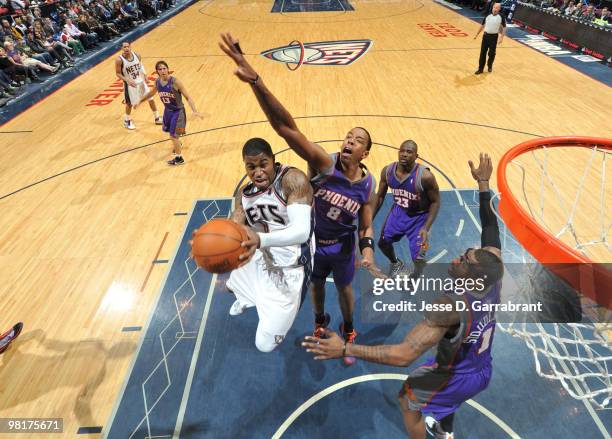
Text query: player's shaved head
400 140 418 152
243 138 274 159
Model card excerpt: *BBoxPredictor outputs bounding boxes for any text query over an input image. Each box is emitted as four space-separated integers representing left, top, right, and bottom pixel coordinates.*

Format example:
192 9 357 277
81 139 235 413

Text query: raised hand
468 152 493 182
218 32 260 84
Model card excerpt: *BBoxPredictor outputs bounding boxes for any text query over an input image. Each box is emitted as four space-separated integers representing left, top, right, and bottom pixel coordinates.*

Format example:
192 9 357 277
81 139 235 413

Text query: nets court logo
261 40 372 70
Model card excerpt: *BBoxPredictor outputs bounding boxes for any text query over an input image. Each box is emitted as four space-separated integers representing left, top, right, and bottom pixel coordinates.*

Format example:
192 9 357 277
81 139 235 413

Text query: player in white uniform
115 41 162 130
228 137 314 352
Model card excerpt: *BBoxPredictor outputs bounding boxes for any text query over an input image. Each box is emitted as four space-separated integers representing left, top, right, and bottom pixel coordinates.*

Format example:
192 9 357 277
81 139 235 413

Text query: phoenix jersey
311 153 375 243
387 162 431 215
155 76 184 111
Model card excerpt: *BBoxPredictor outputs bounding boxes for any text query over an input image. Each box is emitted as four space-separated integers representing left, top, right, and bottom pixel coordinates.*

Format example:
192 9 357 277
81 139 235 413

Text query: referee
474 3 506 74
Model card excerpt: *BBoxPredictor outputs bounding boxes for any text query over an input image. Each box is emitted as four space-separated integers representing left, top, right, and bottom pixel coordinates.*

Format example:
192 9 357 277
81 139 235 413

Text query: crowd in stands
0 0 178 107
524 0 611 26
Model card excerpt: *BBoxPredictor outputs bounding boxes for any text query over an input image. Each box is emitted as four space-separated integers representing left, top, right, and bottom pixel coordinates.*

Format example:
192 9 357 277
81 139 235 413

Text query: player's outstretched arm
302 317 450 366
219 32 332 173
373 165 389 219
468 153 501 258
174 78 203 119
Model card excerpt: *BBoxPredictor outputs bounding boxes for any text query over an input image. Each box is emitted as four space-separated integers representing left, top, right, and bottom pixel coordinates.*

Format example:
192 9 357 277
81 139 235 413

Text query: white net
496 141 611 410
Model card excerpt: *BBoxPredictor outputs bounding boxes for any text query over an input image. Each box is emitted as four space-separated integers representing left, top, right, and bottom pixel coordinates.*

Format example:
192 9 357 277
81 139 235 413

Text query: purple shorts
399 359 492 421
380 205 428 260
162 108 186 138
311 237 355 288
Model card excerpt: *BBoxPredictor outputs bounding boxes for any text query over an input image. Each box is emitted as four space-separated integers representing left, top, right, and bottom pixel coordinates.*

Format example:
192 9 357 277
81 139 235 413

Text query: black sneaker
167 156 185 166
488 67 492 73
389 259 405 278
475 70 483 75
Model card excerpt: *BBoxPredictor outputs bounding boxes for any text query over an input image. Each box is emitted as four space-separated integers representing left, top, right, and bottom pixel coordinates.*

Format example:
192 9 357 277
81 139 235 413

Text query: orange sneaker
340 323 357 366
313 313 331 338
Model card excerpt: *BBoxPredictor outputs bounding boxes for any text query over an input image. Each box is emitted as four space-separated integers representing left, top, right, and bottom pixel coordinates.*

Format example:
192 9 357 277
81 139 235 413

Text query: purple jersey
436 281 502 374
155 76 183 111
311 153 375 242
387 162 430 215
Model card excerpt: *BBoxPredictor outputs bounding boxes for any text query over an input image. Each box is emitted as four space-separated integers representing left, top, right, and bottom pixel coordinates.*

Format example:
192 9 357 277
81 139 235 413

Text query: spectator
4 39 59 73
32 27 74 67
1 19 21 42
564 0 577 14
0 46 41 83
64 17 96 48
594 7 610 25
582 5 595 20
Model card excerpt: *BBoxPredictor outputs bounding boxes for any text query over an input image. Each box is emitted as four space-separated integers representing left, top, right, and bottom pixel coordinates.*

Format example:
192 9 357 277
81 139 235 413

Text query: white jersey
120 51 144 84
240 164 314 268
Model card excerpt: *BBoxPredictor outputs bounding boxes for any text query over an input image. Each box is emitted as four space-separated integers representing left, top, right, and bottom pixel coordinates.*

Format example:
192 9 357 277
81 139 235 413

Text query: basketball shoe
124 119 135 130
167 156 185 166
0 322 23 354
155 116 162 125
313 313 330 338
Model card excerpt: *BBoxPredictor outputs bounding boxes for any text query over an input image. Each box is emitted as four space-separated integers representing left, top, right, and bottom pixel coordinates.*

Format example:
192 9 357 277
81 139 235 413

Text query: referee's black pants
479 33 498 71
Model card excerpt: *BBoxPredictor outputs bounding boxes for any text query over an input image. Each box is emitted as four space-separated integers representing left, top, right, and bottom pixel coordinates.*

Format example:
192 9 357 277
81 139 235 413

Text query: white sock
153 111 159 118
124 114 130 121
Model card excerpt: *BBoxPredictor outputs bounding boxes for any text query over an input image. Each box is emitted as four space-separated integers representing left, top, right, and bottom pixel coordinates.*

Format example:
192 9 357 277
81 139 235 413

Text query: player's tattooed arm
230 190 247 225
219 32 332 173
373 165 389 219
302 317 449 366
282 169 314 205
421 169 441 235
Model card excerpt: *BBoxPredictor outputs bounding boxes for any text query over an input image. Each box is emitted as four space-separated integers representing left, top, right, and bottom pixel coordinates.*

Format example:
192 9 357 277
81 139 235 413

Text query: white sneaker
124 119 135 130
154 116 162 125
229 300 249 316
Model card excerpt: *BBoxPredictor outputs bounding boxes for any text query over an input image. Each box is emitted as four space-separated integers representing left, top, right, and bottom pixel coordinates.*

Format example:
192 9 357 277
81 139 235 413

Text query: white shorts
227 249 311 343
124 80 151 106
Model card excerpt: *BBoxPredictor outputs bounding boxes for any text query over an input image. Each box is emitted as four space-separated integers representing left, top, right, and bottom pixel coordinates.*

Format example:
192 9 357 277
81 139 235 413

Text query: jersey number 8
326 207 342 220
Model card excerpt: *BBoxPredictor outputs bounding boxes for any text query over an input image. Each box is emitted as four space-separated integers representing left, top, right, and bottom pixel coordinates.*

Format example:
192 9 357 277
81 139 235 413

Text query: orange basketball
191 219 248 273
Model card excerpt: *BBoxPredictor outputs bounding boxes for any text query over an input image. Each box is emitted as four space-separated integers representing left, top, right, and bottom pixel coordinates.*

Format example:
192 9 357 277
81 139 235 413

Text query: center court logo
260 40 372 69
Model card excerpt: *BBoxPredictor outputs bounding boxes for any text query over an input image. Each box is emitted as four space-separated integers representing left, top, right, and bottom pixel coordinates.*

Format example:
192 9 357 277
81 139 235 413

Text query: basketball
191 219 248 273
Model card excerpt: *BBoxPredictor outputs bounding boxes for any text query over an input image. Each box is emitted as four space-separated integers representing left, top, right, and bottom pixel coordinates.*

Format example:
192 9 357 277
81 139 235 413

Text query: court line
1 114 542 202
0 130 33 133
455 218 465 236
271 373 520 438
201 0 425 23
141 232 169 292
428 248 448 263
172 199 233 438
171 272 218 438
102 200 201 439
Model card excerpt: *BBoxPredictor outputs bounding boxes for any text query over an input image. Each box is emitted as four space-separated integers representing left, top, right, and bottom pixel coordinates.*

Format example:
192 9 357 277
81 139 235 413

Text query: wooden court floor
0 0 610 437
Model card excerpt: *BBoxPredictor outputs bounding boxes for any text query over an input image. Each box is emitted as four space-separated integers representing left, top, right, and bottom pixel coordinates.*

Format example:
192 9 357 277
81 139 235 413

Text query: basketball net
495 137 611 410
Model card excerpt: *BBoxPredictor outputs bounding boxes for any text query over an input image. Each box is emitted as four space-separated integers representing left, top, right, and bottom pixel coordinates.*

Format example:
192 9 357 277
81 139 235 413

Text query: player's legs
163 108 186 165
140 82 161 123
487 34 498 71
379 206 409 276
403 213 428 277
330 250 357 364
123 83 135 130
311 252 333 336
226 255 259 314
254 264 307 352
398 399 426 439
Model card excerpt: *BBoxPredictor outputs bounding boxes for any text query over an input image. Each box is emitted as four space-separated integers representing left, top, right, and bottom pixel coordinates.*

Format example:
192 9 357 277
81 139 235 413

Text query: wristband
359 237 375 254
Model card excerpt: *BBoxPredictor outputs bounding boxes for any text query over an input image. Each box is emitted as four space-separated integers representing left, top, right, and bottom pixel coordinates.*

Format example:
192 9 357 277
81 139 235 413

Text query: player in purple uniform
374 140 440 278
136 60 203 165
0 322 23 354
220 32 379 366
303 153 503 439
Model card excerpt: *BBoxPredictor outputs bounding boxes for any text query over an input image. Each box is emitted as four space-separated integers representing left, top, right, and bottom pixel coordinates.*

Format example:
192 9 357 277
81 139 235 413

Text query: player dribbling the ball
227 138 314 352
